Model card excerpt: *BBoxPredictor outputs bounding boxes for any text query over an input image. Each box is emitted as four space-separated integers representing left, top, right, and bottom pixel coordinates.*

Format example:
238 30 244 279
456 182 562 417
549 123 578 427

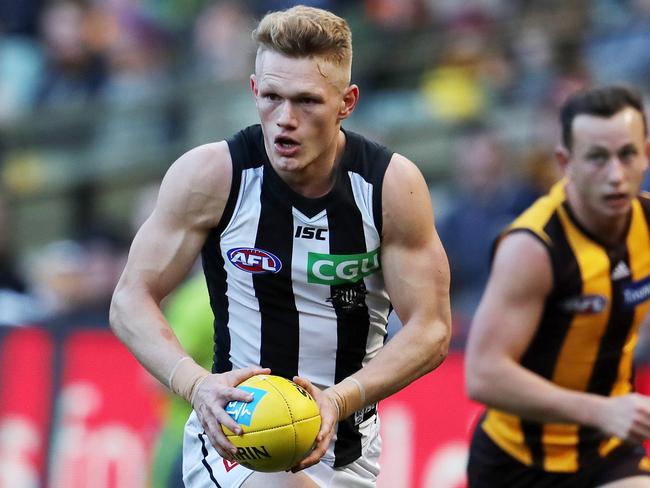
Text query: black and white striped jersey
200 124 393 467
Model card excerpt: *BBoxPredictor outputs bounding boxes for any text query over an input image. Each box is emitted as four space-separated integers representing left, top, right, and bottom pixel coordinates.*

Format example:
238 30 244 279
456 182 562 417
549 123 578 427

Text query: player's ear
250 74 258 97
555 144 571 171
338 84 359 120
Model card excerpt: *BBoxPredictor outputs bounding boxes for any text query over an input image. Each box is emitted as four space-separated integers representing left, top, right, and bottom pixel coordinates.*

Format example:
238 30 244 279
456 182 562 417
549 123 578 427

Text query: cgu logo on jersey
307 248 380 285
227 247 282 274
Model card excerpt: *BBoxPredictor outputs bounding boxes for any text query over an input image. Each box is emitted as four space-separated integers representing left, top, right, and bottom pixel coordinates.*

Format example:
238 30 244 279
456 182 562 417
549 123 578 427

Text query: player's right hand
596 392 650 443
289 376 338 472
193 366 271 461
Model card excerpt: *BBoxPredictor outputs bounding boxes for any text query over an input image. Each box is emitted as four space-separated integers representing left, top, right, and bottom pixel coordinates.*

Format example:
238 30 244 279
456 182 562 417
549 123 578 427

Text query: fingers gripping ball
223 374 321 472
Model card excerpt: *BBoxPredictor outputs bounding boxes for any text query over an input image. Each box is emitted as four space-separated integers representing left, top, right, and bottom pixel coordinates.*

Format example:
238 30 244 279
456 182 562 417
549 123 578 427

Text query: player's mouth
603 192 630 209
274 135 300 157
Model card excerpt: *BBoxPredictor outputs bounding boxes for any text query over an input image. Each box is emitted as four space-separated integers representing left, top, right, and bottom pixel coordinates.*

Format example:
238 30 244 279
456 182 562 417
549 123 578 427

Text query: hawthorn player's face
565 107 649 221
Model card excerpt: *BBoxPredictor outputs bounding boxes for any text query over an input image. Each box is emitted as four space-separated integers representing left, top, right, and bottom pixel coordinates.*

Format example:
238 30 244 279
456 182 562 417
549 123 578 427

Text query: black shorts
467 425 650 488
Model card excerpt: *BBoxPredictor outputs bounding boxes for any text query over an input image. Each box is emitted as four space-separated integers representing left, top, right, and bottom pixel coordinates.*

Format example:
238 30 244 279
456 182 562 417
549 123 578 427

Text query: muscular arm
110 142 230 384
351 153 451 403
110 143 269 459
465 232 650 441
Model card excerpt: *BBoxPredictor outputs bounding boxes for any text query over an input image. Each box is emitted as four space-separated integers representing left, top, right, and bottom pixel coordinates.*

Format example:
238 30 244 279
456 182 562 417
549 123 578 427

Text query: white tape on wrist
346 376 366 406
190 375 210 407
168 356 210 405
168 356 192 389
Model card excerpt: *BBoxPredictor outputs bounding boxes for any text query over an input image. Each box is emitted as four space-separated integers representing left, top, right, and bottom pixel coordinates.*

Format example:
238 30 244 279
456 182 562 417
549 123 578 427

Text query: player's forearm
109 282 209 392
466 355 605 427
330 316 450 420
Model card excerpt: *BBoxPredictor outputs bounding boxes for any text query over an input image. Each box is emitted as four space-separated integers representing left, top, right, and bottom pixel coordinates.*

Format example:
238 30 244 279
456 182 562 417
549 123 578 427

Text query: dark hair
560 85 648 149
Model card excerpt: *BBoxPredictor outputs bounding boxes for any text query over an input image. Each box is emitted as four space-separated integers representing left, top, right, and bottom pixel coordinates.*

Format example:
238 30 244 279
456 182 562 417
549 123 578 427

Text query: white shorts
182 410 381 487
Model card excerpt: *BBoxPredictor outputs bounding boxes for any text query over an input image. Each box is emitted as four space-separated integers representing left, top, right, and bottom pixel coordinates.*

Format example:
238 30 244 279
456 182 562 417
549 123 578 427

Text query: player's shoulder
341 129 393 181
383 152 427 195
482 229 554 301
493 230 551 277
155 140 234 230
503 179 566 246
498 229 549 254
386 152 420 174
175 140 231 174
638 191 650 210
381 152 433 243
165 140 232 194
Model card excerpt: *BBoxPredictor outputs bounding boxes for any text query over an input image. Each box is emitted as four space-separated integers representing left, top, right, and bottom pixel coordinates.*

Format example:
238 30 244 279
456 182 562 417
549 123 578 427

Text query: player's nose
277 101 298 128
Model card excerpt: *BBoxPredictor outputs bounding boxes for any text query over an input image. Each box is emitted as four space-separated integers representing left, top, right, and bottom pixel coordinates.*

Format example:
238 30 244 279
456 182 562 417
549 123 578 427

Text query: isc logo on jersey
307 248 380 285
227 247 282 274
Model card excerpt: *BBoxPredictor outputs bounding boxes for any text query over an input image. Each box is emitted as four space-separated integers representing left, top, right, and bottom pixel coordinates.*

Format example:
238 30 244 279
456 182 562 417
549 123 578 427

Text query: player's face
564 107 649 222
251 49 357 175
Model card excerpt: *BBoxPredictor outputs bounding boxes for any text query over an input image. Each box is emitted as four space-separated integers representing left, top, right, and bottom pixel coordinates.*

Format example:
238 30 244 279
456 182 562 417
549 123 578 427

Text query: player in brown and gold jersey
466 85 650 487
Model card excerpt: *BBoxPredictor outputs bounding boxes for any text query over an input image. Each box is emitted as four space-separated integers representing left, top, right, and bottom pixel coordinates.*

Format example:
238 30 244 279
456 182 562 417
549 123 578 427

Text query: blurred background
1 0 650 487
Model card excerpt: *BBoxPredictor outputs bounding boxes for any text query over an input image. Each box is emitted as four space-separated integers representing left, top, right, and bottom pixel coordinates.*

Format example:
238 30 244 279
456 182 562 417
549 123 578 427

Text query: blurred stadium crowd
2 0 650 344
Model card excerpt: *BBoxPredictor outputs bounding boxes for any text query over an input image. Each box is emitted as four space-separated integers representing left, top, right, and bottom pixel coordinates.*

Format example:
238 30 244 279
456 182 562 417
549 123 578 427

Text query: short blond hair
253 5 352 80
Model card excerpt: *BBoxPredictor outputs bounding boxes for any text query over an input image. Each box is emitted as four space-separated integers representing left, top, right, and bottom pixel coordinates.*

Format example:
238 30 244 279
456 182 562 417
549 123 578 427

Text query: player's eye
618 147 638 162
586 151 609 165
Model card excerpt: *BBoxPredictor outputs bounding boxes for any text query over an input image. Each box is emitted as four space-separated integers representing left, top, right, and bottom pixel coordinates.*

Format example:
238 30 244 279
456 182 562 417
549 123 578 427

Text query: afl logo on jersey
227 247 282 274
559 294 607 314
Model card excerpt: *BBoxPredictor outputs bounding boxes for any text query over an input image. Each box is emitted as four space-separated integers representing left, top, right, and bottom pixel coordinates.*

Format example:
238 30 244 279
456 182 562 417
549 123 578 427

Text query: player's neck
566 191 630 247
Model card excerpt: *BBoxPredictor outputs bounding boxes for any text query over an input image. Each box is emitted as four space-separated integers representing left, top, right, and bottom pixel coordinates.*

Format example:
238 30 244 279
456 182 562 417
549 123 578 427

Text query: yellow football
223 374 321 472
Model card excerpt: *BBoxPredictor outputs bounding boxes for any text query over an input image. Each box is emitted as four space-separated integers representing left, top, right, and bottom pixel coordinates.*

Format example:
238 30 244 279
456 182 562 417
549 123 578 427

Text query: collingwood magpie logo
327 281 368 313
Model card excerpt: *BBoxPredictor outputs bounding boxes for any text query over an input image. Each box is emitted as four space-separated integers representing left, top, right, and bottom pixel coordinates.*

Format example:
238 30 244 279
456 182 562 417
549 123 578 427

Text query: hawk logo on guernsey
227 247 282 274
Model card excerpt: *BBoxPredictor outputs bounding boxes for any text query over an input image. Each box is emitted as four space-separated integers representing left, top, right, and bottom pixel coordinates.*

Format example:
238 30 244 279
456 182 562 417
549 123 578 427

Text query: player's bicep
119 142 232 301
380 154 451 328
121 210 206 301
467 232 552 364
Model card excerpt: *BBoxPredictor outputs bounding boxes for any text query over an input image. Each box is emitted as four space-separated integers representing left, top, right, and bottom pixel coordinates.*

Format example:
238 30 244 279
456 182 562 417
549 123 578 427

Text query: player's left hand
290 376 338 472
